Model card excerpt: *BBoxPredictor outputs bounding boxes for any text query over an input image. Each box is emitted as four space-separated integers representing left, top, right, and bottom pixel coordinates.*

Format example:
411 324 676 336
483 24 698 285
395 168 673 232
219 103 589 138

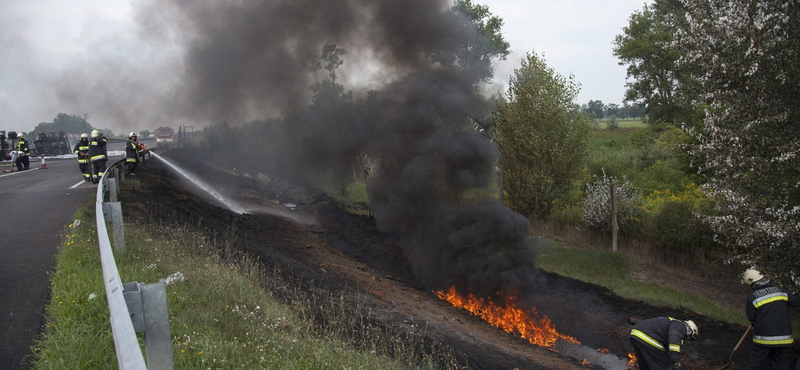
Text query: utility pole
611 182 618 252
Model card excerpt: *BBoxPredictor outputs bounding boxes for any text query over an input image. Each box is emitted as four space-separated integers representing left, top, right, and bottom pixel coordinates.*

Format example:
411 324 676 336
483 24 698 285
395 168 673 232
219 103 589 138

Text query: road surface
0 157 96 369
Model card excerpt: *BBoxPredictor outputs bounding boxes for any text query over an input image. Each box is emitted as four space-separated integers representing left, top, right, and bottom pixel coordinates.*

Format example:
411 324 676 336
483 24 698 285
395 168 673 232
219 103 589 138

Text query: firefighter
73 133 90 181
743 269 800 370
125 132 140 175
15 133 31 171
88 130 108 181
630 317 698 370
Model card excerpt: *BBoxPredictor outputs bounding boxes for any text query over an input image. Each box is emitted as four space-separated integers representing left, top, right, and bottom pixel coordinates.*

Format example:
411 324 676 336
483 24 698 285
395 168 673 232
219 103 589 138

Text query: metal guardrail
95 158 172 370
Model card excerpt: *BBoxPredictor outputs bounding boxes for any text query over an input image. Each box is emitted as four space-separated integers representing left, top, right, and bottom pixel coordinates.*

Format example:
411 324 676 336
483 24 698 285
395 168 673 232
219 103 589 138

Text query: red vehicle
155 127 174 147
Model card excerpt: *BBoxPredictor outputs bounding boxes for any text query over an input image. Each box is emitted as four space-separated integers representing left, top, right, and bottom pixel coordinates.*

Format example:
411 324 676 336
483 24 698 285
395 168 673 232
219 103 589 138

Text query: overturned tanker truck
34 131 72 156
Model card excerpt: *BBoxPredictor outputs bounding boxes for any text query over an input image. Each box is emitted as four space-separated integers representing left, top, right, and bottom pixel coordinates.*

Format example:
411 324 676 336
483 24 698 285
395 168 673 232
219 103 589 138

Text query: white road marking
0 168 40 178
69 181 86 189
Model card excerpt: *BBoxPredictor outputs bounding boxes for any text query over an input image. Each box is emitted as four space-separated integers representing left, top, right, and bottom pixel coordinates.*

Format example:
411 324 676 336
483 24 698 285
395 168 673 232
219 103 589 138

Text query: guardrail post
142 282 174 369
108 178 118 202
102 202 126 254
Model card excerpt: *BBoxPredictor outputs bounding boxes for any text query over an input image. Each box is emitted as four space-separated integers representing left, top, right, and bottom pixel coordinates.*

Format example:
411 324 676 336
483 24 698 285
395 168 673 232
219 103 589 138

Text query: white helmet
81 133 89 138
743 269 764 286
91 129 100 137
684 320 698 339
129 132 137 138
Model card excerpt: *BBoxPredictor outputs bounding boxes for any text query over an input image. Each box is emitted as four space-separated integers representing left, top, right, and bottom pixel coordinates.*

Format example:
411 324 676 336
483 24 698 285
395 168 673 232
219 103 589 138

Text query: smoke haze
67 0 541 299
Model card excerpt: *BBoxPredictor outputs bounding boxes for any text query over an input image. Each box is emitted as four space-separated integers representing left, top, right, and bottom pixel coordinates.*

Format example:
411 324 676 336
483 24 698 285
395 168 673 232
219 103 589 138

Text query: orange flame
434 286 580 348
581 359 590 366
598 347 610 354
628 351 637 369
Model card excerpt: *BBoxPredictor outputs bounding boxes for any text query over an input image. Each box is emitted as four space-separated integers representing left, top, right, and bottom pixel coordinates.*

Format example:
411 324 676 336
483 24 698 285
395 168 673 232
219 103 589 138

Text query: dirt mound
119 151 785 370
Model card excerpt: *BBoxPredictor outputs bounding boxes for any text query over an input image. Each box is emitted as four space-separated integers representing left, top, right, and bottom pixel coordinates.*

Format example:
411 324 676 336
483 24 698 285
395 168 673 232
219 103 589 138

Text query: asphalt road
0 157 96 369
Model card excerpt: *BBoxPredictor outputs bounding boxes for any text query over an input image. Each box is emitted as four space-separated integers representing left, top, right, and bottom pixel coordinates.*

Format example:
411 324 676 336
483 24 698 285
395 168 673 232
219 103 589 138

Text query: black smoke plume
135 0 540 299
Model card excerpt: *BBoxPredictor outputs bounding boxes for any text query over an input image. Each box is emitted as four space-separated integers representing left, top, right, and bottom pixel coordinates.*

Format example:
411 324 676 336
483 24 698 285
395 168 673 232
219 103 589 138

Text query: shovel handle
730 325 753 357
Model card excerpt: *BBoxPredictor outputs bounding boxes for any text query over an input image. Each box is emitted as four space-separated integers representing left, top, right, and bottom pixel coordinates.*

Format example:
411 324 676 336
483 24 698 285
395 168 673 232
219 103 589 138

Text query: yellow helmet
91 130 100 137
81 133 89 138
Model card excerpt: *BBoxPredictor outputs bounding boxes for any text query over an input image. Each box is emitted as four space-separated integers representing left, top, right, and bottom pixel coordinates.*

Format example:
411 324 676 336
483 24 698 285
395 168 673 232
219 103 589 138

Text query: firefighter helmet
743 269 764 286
91 129 100 137
18 133 24 138
129 132 137 138
684 320 698 339
81 133 89 139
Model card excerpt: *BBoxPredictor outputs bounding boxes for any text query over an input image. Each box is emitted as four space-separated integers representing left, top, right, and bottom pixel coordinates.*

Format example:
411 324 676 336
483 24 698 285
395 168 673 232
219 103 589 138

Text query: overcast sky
0 0 650 133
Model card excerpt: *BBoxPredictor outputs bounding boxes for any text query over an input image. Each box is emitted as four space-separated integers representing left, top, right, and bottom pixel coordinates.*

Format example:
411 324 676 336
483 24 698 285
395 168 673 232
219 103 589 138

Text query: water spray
150 151 246 214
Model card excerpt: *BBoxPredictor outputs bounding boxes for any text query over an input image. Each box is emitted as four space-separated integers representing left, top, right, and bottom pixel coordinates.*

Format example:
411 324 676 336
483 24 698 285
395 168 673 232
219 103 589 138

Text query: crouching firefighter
742 269 800 370
125 132 140 175
73 133 90 181
630 317 698 370
88 130 107 181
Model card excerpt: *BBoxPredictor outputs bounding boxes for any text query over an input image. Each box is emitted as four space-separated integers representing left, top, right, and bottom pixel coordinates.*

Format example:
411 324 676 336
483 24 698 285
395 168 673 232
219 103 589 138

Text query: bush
606 115 619 130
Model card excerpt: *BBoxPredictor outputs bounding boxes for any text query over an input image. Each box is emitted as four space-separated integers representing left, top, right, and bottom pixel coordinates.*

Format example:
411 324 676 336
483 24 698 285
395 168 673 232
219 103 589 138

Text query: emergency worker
88 130 108 181
73 133 90 181
743 269 800 370
125 132 140 175
15 133 31 171
630 317 698 370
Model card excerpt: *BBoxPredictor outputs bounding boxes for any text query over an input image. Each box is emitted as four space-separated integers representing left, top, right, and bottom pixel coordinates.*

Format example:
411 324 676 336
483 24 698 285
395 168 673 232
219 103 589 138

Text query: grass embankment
32 200 458 369
535 242 749 326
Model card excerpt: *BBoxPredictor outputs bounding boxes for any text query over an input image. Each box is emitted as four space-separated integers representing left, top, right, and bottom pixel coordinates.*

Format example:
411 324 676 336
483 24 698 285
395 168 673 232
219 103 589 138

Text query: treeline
581 100 646 120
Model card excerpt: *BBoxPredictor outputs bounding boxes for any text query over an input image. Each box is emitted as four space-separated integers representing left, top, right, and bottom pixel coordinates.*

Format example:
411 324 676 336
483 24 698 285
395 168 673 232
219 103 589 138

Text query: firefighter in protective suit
125 132 140 175
15 133 31 171
743 269 800 370
73 133 90 181
88 130 107 181
630 317 698 370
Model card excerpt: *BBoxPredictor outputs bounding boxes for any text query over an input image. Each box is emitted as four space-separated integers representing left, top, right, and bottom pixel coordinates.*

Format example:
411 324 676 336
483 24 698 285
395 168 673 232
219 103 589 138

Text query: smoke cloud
129 0 540 299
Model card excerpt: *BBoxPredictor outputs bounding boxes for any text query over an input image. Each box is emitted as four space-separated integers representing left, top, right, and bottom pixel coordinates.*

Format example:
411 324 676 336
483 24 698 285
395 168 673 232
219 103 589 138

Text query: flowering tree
582 170 641 234
671 1 800 287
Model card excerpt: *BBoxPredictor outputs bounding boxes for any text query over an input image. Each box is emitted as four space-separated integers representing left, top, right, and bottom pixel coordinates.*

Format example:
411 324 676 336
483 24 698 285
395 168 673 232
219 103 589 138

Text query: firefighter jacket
746 283 800 347
73 140 90 163
18 138 30 157
88 137 108 162
630 317 692 364
125 140 140 163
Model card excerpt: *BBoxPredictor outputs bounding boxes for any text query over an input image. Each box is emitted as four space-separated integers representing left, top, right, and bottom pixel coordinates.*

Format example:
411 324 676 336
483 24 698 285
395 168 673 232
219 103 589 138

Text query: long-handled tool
717 325 753 370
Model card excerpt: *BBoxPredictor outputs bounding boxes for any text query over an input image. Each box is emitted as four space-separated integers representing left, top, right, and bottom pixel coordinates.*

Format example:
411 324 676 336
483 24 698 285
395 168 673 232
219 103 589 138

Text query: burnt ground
119 149 798 370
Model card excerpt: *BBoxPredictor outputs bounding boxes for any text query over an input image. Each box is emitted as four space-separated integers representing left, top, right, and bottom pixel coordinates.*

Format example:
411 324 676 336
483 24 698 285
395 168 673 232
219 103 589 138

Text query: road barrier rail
95 159 173 370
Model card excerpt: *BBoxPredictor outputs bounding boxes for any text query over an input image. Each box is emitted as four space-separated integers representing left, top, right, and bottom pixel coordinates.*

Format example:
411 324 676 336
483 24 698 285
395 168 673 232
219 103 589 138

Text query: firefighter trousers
747 345 791 370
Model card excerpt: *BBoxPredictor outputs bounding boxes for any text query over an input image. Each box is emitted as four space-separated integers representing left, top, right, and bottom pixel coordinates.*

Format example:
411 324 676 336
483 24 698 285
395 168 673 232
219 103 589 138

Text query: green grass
535 242 750 327
32 199 459 369
595 118 646 130
314 180 372 216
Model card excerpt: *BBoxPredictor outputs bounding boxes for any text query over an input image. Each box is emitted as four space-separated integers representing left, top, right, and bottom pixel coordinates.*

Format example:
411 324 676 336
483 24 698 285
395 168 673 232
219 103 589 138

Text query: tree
613 1 697 125
497 52 593 219
138 130 152 139
30 113 93 137
582 100 605 120
449 0 510 84
672 0 800 288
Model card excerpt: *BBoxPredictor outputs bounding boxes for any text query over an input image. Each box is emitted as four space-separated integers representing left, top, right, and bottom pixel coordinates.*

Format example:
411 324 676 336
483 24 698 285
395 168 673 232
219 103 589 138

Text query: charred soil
119 150 796 370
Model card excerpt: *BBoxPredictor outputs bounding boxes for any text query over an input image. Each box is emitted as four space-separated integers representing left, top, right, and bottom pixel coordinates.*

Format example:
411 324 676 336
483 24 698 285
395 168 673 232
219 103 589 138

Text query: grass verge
31 199 460 369
535 242 751 327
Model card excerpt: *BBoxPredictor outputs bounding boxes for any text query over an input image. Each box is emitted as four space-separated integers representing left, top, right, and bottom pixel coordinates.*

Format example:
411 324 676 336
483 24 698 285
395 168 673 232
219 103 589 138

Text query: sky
0 0 650 134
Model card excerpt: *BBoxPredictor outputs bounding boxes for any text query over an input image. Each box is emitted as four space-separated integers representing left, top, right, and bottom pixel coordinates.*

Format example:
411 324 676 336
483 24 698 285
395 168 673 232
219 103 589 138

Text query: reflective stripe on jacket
73 141 90 163
125 140 140 163
747 284 800 347
88 137 107 162
630 317 689 363
18 139 30 156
